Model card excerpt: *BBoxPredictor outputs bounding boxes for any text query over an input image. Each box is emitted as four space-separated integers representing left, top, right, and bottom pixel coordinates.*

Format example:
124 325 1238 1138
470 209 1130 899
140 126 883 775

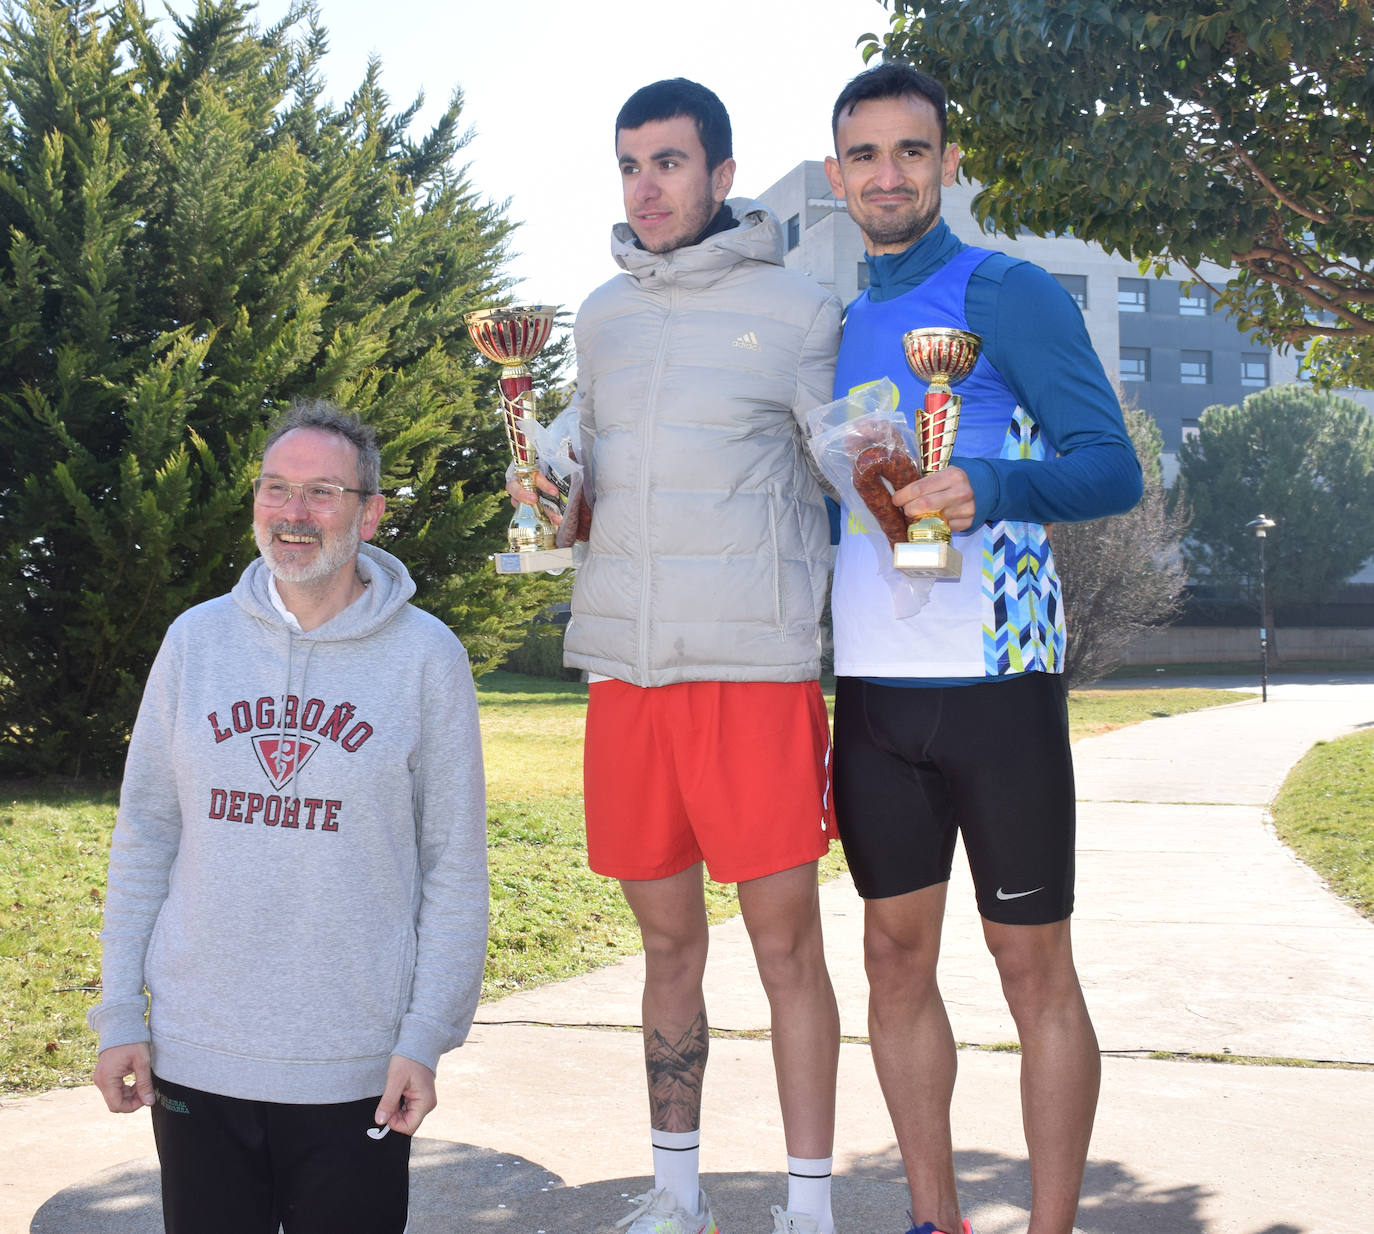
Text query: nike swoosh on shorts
996 886 1045 900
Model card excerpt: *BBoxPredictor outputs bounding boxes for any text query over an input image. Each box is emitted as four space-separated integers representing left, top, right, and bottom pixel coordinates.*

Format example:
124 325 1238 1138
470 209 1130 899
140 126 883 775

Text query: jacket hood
611 198 785 289
232 542 417 642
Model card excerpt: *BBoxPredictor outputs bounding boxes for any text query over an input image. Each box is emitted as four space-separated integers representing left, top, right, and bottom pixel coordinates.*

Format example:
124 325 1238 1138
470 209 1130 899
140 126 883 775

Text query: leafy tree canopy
862 1 1374 387
1176 384 1374 607
0 0 566 776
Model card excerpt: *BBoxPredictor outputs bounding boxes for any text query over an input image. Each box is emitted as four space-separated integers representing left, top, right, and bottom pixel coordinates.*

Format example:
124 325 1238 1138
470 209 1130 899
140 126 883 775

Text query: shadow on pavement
29 1141 554 1233
31 1139 1303 1234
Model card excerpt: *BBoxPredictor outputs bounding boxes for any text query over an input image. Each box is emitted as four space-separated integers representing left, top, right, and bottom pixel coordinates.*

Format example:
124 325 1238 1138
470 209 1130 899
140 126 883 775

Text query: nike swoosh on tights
996 886 1045 900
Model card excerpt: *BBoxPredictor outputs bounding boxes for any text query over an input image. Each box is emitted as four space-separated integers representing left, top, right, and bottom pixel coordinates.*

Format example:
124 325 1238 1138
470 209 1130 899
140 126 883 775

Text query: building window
1120 347 1150 382
1181 420 1200 443
1180 350 1212 384
1118 278 1149 312
1179 285 1211 315
856 261 869 291
786 214 800 252
1241 352 1269 387
1053 273 1087 311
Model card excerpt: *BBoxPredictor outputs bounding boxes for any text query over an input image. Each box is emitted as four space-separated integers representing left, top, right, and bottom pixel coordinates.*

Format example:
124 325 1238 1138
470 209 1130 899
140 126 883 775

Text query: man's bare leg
863 882 963 1234
983 917 1099 1234
737 860 840 1158
621 866 712 1131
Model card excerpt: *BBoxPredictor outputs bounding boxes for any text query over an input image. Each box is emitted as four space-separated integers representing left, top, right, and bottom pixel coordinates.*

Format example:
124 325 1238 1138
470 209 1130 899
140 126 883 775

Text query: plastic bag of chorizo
530 405 593 547
806 380 935 619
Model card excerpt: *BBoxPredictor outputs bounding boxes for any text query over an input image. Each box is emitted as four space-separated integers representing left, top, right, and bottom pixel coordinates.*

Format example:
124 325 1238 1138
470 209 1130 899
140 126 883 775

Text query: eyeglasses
252 477 373 512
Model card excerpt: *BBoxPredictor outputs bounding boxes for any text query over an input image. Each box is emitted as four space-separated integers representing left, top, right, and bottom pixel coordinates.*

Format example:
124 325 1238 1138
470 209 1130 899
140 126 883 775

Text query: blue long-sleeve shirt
863 220 1142 527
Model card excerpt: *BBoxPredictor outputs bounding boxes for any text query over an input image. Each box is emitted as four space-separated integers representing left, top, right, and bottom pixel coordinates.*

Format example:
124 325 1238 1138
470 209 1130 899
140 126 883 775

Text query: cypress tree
0 0 566 775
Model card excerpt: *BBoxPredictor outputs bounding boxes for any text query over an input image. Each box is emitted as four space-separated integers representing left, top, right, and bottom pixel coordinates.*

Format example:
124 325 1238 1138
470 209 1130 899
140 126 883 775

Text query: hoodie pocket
146 896 416 1061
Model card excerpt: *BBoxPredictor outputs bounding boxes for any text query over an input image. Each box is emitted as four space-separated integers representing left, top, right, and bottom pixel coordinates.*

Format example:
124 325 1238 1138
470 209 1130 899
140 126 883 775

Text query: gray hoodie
88 543 489 1104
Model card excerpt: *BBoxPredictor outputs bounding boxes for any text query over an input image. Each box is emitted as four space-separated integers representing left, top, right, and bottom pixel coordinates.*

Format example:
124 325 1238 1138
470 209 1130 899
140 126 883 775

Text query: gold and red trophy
465 305 575 575
895 326 982 577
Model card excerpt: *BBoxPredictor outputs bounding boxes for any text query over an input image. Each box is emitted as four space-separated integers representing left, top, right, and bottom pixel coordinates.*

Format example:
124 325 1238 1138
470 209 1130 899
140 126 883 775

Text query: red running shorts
583 679 834 885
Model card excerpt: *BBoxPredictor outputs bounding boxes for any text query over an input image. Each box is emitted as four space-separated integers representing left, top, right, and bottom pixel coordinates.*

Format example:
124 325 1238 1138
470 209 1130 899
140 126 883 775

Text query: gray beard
255 512 362 585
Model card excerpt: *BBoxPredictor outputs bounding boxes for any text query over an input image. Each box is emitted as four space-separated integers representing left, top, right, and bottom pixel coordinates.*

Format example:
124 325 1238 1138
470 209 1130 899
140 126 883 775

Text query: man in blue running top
822 63 1143 1234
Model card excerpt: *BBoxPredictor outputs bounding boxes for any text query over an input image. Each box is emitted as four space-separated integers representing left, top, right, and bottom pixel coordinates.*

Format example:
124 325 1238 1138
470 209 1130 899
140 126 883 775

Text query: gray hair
262 399 381 495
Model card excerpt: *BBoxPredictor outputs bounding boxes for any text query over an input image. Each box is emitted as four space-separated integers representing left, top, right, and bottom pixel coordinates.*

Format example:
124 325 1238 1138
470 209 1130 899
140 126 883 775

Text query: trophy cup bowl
895 326 982 577
465 304 575 573
903 327 982 390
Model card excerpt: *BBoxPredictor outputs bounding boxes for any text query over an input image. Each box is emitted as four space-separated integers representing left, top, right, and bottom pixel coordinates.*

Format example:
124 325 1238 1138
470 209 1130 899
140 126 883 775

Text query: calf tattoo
645 1011 709 1132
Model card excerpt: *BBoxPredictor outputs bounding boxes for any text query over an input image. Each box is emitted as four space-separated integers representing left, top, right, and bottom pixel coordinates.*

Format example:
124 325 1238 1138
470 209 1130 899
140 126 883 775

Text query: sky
163 0 887 317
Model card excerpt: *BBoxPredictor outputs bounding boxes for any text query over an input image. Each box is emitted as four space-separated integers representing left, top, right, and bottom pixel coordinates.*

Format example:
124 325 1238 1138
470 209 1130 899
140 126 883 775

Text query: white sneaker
615 1187 719 1234
769 1206 822 1234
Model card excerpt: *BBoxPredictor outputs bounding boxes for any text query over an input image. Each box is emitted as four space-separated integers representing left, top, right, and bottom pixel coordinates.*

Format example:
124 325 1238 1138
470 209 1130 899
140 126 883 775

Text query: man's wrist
952 456 998 526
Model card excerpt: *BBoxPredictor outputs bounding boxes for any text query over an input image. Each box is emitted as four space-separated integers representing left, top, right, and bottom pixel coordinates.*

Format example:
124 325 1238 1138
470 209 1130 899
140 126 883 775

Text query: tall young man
823 64 1144 1234
90 401 489 1234
515 78 842 1234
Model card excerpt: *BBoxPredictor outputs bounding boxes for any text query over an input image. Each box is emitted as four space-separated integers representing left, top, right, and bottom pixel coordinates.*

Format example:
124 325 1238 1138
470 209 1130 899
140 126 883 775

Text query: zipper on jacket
637 285 678 679
768 486 786 636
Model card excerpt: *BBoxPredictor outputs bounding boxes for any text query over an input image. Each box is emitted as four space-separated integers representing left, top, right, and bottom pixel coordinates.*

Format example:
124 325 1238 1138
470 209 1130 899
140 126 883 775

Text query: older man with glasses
89 398 489 1234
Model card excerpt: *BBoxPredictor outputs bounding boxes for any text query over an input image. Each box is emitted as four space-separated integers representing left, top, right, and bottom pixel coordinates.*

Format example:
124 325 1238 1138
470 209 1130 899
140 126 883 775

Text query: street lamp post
1245 515 1276 701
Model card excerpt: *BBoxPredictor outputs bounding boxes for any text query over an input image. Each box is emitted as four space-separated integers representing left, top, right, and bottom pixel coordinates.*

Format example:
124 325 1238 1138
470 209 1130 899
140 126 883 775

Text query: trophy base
493 544 583 575
893 540 962 578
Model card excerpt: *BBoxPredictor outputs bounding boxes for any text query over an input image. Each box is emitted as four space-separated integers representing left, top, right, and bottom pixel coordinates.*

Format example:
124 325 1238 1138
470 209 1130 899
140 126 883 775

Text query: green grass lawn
0 673 1299 1096
1066 686 1244 740
0 785 112 1093
1270 729 1374 918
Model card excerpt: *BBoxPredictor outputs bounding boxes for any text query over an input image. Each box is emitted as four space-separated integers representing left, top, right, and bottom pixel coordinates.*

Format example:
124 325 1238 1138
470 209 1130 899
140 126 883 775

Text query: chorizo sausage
852 439 921 546
554 467 593 547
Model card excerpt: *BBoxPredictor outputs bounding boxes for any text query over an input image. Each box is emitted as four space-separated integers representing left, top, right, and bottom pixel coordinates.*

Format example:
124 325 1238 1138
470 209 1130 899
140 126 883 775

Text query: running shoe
769 1205 821 1233
615 1187 719 1234
906 1221 972 1234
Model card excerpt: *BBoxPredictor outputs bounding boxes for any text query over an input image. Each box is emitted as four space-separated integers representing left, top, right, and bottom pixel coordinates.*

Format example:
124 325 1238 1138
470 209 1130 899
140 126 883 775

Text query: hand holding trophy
895 326 982 577
465 304 578 575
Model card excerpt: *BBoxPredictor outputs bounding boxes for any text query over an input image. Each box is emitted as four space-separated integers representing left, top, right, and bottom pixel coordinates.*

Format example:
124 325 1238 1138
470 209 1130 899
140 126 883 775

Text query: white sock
786 1154 834 1233
652 1128 701 1215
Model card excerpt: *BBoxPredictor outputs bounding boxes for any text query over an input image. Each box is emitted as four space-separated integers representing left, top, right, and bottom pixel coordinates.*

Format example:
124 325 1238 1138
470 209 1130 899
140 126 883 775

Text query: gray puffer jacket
563 199 842 686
